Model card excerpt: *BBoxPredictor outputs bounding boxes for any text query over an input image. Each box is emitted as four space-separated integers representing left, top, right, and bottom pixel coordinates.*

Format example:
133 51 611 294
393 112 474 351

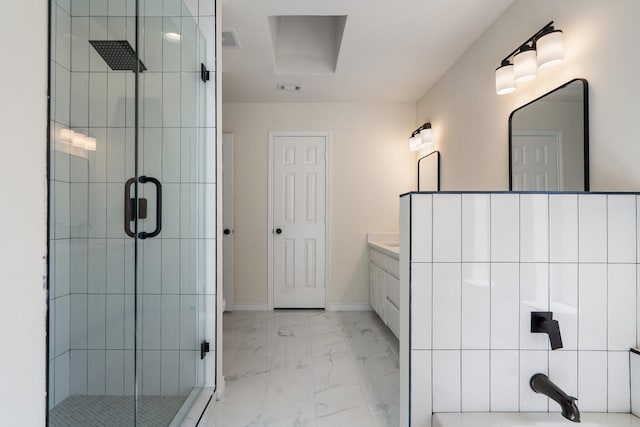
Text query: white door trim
268 130 330 310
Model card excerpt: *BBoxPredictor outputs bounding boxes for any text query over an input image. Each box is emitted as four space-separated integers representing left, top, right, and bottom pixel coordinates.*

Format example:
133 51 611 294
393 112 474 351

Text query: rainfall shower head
89 40 147 72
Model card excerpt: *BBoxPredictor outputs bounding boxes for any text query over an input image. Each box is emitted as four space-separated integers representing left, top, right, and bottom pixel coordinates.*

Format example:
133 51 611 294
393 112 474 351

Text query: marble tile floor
205 310 400 427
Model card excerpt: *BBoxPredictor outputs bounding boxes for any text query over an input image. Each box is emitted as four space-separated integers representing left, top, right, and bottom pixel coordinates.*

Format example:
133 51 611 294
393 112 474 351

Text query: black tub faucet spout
530 373 580 422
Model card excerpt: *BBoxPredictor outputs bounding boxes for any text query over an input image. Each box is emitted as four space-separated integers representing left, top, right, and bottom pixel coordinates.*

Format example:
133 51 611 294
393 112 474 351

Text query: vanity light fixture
495 21 564 95
409 122 433 151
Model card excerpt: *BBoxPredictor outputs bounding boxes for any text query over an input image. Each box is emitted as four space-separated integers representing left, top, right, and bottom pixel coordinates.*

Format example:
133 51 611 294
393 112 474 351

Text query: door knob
224 228 231 235
275 228 282 235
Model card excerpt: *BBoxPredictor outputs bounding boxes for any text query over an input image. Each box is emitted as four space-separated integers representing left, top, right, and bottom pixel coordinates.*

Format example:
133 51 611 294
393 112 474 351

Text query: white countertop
434 412 640 427
367 232 399 259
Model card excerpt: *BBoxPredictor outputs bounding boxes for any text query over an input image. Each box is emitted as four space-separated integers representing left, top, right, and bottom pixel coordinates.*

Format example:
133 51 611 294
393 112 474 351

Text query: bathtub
433 413 640 427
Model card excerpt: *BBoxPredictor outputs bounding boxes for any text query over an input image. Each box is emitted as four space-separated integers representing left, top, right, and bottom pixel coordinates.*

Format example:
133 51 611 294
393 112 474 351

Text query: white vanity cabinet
368 243 400 338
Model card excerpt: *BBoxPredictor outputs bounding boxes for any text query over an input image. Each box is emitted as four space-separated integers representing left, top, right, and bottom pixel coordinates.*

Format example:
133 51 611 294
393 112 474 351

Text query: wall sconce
409 122 433 151
495 21 564 95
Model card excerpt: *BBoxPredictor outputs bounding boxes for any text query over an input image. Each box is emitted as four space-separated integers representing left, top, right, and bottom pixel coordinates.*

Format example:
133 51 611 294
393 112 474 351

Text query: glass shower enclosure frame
46 0 217 425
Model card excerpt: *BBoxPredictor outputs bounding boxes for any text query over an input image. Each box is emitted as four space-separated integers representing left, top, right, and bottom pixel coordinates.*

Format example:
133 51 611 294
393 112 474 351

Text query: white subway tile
411 195 432 262
180 295 197 349
90 0 108 15
180 128 197 183
433 194 461 262
205 128 216 183
71 17 89 71
179 351 197 394
411 263 432 350
578 351 607 411
162 17 181 72
549 351 578 398
461 350 489 412
461 263 490 349
491 263 519 349
578 264 608 350
142 127 162 180
55 296 70 357
56 6 71 70
88 183 106 238
164 0 182 16
106 239 125 294
124 296 135 350
70 72 89 128
108 0 126 15
632 350 640 417
89 73 107 127
462 194 490 262
55 64 70 125
199 0 215 15
87 295 106 349
608 264 637 350
142 73 162 127
579 195 607 262
520 350 548 411
105 350 124 395
70 294 87 349
549 264 578 350
106 183 124 238
70 239 88 293
54 181 70 239
54 239 70 298
124 350 135 395
161 239 181 294
48 360 55 408
71 0 89 16
161 351 180 396
54 352 70 406
608 351 631 412
433 263 461 350
181 72 198 128
69 350 87 395
87 350 106 395
87 239 107 293
162 128 181 183
142 351 162 395
162 184 180 239
142 295 162 350
106 295 125 349
70 183 88 238
490 350 519 411
107 73 126 127
549 194 578 262
88 128 107 183
163 72 181 128
491 194 519 262
432 350 461 412
520 194 549 262
180 184 198 238
161 295 180 350
520 263 549 350
142 239 162 294
608 195 637 263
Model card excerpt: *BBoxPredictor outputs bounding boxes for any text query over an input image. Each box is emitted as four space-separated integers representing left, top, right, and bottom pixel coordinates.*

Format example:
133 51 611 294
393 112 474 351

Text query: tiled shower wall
49 0 217 409
401 192 640 426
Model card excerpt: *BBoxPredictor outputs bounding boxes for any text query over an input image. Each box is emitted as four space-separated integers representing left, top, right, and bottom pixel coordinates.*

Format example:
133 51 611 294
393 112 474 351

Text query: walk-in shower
47 1 217 425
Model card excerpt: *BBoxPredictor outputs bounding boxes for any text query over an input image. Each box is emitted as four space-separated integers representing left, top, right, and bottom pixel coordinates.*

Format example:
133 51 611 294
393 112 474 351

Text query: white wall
416 0 640 191
222 102 415 307
0 0 48 425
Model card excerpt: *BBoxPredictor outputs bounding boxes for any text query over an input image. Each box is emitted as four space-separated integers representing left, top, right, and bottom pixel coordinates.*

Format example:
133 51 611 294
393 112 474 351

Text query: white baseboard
231 304 270 311
326 304 373 311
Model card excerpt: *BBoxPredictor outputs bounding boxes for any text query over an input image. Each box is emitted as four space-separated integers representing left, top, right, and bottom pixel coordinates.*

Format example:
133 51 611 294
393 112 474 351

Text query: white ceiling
220 0 516 103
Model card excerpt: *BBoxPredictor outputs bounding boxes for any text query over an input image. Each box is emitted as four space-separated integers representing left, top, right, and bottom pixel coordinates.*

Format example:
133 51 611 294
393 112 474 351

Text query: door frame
267 130 330 310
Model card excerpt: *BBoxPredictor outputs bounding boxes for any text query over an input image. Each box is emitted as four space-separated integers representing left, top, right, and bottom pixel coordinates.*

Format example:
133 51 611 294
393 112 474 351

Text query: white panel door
512 131 563 191
272 134 326 308
222 133 234 311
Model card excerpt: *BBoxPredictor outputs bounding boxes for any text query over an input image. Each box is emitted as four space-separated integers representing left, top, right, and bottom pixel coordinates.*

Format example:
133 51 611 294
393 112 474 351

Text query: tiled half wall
400 192 640 426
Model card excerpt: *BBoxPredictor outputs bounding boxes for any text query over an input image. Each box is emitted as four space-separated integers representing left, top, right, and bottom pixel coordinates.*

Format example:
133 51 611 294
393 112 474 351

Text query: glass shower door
47 0 213 425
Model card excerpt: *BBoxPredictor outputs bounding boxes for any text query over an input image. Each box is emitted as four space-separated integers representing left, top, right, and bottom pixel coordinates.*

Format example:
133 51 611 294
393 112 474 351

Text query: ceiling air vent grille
222 30 240 48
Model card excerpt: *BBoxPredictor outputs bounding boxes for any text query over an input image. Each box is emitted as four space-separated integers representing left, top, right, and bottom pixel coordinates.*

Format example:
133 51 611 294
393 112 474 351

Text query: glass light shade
514 47 537 83
409 135 422 151
495 63 516 95
84 136 97 151
420 127 432 143
537 30 564 69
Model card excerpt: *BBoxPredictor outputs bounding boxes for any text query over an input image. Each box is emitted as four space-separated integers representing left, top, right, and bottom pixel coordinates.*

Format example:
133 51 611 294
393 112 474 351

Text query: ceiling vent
222 30 240 48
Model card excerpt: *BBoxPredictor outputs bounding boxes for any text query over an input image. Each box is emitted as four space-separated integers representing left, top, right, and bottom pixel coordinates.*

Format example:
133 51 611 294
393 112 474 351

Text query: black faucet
530 373 580 422
531 311 563 350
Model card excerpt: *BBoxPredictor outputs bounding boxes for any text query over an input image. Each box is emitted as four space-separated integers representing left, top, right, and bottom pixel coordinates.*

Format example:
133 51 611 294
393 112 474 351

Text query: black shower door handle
124 176 162 239
138 176 162 239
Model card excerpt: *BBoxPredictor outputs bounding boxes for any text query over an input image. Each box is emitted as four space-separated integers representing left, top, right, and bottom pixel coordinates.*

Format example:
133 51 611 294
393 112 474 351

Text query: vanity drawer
386 274 400 308
386 299 400 338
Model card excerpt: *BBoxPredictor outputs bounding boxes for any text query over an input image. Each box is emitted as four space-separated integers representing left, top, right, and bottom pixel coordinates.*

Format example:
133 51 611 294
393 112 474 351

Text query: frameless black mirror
509 79 589 191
